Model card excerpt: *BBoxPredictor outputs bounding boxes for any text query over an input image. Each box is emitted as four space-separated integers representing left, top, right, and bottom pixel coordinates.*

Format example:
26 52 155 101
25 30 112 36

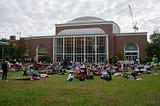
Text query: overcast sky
0 0 160 41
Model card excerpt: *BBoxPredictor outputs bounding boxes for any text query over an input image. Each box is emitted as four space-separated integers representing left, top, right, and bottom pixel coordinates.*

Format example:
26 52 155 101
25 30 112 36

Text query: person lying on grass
121 70 142 80
16 72 50 80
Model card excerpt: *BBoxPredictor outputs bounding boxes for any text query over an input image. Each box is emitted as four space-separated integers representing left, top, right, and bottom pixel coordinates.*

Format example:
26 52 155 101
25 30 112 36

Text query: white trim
54 34 107 38
23 36 54 40
115 32 147 36
125 51 138 52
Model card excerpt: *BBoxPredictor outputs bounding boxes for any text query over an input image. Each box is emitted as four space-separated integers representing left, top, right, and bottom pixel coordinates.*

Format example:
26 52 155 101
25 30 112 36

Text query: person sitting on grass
101 67 112 81
23 68 32 76
66 72 75 81
78 65 87 81
79 75 86 81
130 71 138 80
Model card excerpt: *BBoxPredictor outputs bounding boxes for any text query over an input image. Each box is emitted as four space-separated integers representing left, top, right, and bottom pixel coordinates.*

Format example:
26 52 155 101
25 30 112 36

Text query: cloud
0 0 160 40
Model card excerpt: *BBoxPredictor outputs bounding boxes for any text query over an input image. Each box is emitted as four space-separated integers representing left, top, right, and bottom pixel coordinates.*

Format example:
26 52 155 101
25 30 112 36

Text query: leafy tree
14 38 26 60
4 42 15 59
0 38 12 60
145 31 160 58
116 51 124 60
0 38 27 61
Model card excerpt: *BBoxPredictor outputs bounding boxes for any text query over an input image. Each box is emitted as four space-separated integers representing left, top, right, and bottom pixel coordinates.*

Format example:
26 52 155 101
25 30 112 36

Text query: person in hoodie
2 58 10 82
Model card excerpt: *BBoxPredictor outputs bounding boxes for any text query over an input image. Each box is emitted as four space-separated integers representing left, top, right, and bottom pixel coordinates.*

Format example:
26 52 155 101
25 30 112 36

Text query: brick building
24 16 147 63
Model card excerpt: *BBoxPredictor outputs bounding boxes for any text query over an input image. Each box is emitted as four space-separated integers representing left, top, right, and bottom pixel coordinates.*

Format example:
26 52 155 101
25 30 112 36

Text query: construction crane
128 4 138 32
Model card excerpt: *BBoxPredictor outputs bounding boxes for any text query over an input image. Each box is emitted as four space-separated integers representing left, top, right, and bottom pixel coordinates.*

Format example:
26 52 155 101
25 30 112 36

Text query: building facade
24 16 147 63
24 36 53 62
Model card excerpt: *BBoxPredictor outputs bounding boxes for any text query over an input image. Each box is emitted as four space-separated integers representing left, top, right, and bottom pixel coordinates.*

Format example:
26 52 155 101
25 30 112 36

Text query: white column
63 37 65 60
52 37 55 62
95 36 97 63
35 46 39 62
106 35 109 62
73 37 75 63
84 37 86 63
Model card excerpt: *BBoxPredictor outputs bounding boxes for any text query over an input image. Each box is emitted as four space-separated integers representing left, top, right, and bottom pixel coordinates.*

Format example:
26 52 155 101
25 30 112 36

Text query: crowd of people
0 55 160 82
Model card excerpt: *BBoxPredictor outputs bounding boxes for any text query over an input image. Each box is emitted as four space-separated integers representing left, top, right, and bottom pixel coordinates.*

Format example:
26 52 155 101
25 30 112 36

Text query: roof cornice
115 32 147 36
55 21 117 27
23 35 54 40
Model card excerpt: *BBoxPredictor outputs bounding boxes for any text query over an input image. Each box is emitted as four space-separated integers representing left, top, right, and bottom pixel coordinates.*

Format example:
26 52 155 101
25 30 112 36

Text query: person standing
2 58 10 81
152 55 158 75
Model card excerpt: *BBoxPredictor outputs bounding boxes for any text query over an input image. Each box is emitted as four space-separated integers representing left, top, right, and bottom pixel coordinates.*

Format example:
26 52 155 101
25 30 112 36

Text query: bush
140 57 152 63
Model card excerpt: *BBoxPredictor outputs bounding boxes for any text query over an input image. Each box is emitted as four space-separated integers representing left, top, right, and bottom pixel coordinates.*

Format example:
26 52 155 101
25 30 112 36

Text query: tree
14 38 26 61
145 31 160 58
5 42 15 59
0 38 14 60
116 51 124 60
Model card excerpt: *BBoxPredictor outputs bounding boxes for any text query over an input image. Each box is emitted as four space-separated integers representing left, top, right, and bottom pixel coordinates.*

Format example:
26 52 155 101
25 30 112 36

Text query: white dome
66 16 105 24
56 16 121 33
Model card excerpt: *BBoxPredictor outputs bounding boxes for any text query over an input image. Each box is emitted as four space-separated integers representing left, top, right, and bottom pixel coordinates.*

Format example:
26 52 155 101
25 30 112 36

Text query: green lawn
0 70 160 106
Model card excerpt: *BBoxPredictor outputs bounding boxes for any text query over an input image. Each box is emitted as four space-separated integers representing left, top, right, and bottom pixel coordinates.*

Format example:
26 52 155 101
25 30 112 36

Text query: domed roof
56 16 121 33
66 16 105 24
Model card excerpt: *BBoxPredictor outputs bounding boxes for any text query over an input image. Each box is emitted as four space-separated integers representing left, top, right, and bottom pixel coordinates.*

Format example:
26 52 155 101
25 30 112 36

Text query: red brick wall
25 38 53 60
24 24 147 62
56 24 113 35
115 34 147 58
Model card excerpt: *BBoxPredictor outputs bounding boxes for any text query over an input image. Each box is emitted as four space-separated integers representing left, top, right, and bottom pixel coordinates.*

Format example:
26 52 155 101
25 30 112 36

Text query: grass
0 70 160 106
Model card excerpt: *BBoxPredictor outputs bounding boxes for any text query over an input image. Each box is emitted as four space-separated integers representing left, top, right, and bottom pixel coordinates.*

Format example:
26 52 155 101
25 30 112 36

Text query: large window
55 38 63 53
97 37 107 63
124 43 139 61
75 37 84 62
64 38 73 61
86 37 95 63
54 35 107 63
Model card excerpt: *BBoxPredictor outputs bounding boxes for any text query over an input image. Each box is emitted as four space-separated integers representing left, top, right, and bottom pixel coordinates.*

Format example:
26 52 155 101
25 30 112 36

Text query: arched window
124 43 139 61
38 45 47 56
36 45 47 61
